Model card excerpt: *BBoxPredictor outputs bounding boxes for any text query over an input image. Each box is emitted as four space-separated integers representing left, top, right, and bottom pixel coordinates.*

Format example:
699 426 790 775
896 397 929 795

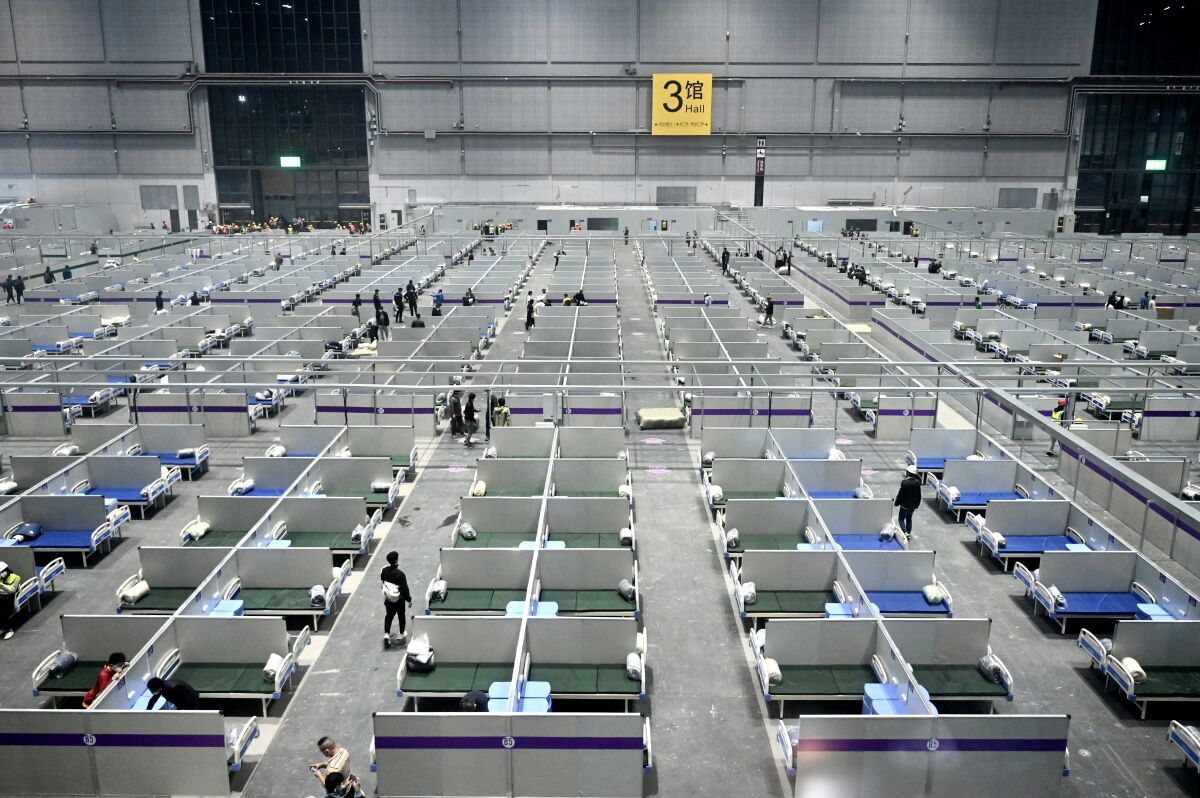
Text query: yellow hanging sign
651 73 712 136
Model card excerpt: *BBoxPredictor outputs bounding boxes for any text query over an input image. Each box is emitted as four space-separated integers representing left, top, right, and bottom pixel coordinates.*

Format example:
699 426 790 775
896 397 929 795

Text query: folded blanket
725 527 741 550
1120 656 1146 683
184 520 210 540
741 581 758 605
922 584 944 604
625 652 642 681
49 650 79 678
230 477 255 496
754 629 767 653
121 579 151 606
763 657 783 686
309 584 327 608
13 522 43 542
1047 585 1067 608
370 480 391 493
263 652 284 682
406 634 437 672
458 523 477 541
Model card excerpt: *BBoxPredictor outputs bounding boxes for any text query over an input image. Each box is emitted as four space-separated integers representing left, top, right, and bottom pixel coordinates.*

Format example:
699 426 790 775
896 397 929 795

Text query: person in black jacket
405 281 418 318
381 551 412 649
42 266 55 285
154 291 165 312
721 247 730 274
145 676 200 710
894 464 923 536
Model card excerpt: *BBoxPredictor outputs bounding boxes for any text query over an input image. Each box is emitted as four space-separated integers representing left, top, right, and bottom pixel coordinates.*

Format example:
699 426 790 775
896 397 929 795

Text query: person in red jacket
83 652 128 708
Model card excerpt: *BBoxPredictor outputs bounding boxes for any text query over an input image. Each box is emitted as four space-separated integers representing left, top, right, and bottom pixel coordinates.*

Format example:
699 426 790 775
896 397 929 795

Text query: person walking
1046 398 1067 456
42 266 55 285
393 288 404 323
13 276 24 305
351 293 362 321
372 289 383 317
0 562 21 640
462 393 478 447
376 309 390 341
380 551 412 649
447 392 463 438
5 275 15 305
721 247 730 275
405 281 418 319
525 292 536 331
763 296 775 326
893 464 923 536
624 226 629 245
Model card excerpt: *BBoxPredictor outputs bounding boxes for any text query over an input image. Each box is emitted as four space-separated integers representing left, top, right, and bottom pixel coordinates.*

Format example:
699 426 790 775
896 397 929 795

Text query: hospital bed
75 470 173 520
231 560 351 629
0 546 51 623
130 442 210 481
747 625 880 716
1078 621 1200 719
886 618 1014 709
2 516 120 567
1168 721 1200 773
930 466 1029 523
522 618 646 712
152 644 295 715
965 500 1086 571
395 617 521 711
1021 569 1155 634
247 387 285 417
61 386 117 418
270 513 379 557
806 523 908 552
730 562 842 629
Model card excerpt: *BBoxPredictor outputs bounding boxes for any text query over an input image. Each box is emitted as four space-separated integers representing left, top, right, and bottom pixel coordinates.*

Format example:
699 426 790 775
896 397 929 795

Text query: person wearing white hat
894 464 923 537
0 561 21 639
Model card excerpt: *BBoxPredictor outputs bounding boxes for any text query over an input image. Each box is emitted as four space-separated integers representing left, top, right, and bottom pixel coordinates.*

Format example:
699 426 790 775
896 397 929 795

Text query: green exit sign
280 155 301 168
1145 158 1167 171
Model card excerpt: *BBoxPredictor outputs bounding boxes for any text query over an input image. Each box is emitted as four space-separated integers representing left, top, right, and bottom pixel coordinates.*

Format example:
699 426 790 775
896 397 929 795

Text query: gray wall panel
639 139 724 176
462 0 547 62
989 85 1069 134
743 79 814 134
549 0 637 63
100 0 192 63
551 138 635 176
379 84 460 132
899 139 985 177
0 0 15 62
813 143 897 177
817 0 906 63
370 0 459 63
984 139 1067 177
0 135 30 172
838 83 900 132
904 84 989 133
12 0 103 62
0 84 22 128
995 0 1093 64
22 84 110 131
29 135 116 174
728 0 818 63
465 136 549 175
550 85 636 132
640 0 725 63
115 135 202 175
110 86 190 131
907 0 997 64
464 84 548 132
375 137 462 176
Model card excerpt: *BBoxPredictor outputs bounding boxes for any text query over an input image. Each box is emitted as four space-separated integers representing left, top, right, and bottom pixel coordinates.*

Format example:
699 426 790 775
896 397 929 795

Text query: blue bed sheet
868 590 950 615
239 487 285 497
915 457 947 470
953 491 1023 507
142 452 197 467
996 535 1073 554
834 534 904 551
1056 591 1142 616
85 487 147 503
808 490 857 499
18 529 100 550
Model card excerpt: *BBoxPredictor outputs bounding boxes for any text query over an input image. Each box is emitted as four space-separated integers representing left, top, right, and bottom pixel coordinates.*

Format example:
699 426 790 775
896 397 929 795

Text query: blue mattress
996 535 1073 554
142 452 198 467
953 491 1023 507
239 487 285 497
18 529 100 550
868 590 951 615
1055 591 1142 616
808 490 857 499
834 534 904 551
248 396 281 406
915 457 947 470
31 344 65 352
63 396 101 406
85 487 148 503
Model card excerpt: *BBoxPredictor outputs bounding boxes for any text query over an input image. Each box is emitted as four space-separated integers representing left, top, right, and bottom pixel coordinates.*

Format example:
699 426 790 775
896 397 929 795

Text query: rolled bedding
740 581 758 605
184 520 210 540
1120 657 1147 683
1047 585 1067 608
458 523 477 541
762 657 783 687
176 447 197 459
230 477 255 496
619 526 634 546
0 479 17 495
470 480 487 497
430 579 448 603
708 484 725 505
617 578 636 602
725 527 741 550
48 650 79 678
625 652 642 681
12 522 42 542
263 652 285 681
121 579 152 606
309 584 327 608
350 524 366 544
264 443 287 458
370 479 392 493
977 653 1005 684
921 583 945 605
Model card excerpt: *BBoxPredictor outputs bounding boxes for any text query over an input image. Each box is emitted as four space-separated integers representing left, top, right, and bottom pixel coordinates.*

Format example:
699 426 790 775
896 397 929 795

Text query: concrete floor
1 236 1198 797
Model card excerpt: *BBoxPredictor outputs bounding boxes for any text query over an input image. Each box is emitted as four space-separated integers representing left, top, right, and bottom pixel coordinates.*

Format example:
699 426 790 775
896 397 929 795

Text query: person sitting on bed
145 676 200 710
83 652 128 708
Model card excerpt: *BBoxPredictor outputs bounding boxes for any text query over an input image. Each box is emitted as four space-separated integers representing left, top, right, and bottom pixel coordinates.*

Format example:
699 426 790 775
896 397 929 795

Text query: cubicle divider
2 389 67 436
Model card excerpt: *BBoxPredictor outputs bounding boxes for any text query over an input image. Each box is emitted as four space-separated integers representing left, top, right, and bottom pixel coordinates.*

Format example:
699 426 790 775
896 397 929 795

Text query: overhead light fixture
1145 158 1167 171
237 94 247 103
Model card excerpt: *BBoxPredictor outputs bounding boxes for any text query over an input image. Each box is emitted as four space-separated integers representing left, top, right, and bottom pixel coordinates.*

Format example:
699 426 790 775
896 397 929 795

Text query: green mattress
552 532 625 549
727 534 799 553
401 662 514 693
529 663 640 695
749 590 837 614
130 587 194 612
432 588 527 612
541 589 636 613
239 588 318 612
556 490 623 498
912 665 1007 698
39 661 106 693
390 454 411 468
482 490 542 498
721 491 782 500
328 490 391 504
172 662 276 694
285 531 359 550
773 664 875 697
453 531 535 549
1134 667 1200 697
184 531 245 547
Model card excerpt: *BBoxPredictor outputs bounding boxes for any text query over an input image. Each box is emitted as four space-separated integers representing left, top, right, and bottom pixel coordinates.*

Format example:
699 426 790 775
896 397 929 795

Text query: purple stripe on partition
876 409 936 417
1141 410 1198 418
0 732 224 748
796 737 1066 754
136 406 190 413
509 407 545 414
380 407 435 415
7 405 64 412
997 257 1019 262
765 408 811 416
567 407 622 415
376 735 643 751
211 298 280 304
1160 258 1187 263
1079 258 1103 262
203 406 252 414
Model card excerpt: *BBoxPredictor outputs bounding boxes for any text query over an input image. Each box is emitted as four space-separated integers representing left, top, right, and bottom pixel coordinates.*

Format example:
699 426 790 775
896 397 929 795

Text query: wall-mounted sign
652 73 712 136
